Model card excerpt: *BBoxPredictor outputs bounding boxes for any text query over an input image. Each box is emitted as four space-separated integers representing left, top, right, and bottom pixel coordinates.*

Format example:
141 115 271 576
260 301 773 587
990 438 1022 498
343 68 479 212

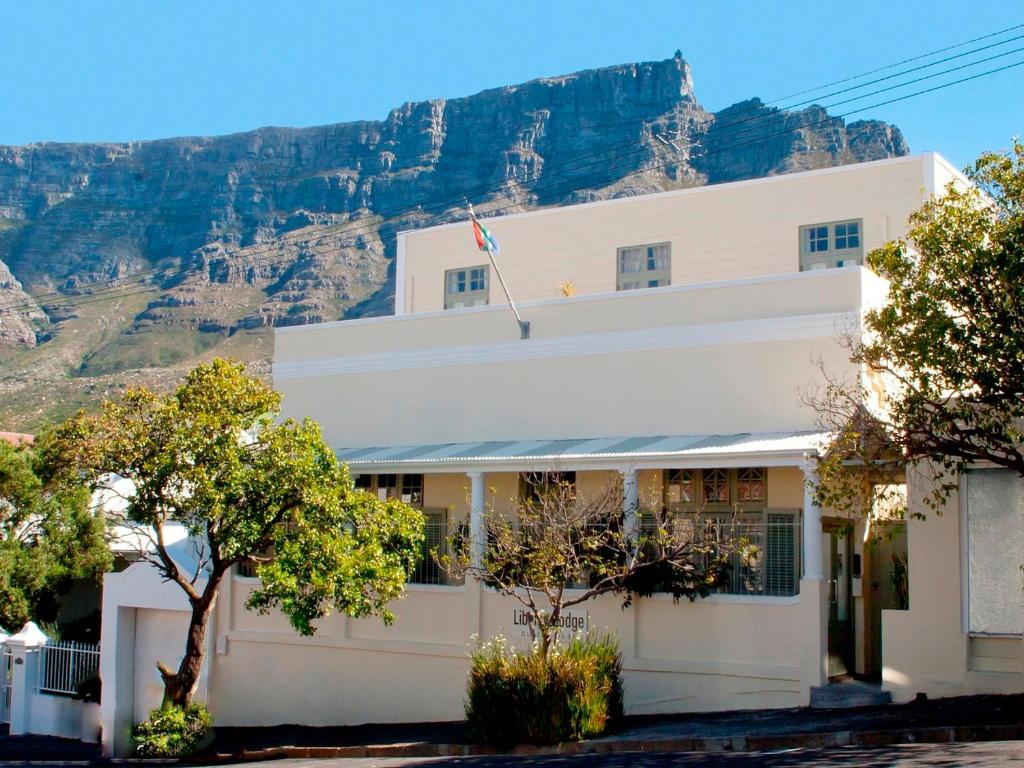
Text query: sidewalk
195 693 1024 762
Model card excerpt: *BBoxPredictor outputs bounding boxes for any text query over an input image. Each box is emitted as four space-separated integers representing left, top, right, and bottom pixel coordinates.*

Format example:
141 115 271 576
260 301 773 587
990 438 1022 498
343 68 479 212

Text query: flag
471 218 500 253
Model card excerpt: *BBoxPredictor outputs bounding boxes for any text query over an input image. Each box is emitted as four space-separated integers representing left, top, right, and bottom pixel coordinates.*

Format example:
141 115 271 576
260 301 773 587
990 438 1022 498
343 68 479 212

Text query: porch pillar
468 471 485 568
801 457 824 580
622 468 639 542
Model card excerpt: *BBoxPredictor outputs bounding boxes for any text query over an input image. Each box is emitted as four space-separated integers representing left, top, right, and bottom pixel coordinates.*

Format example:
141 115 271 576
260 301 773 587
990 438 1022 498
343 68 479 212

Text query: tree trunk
158 569 223 709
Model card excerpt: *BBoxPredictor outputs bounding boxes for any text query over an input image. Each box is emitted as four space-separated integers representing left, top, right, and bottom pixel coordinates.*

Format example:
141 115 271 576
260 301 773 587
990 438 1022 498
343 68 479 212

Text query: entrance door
824 524 854 678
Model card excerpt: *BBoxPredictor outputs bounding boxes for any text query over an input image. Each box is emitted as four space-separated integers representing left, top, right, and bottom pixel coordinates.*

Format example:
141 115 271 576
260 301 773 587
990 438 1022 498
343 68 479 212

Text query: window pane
703 468 729 504
835 223 848 249
619 248 644 273
445 265 489 309
666 469 694 504
737 467 766 502
401 474 424 507
650 244 670 270
805 227 829 253
619 243 670 291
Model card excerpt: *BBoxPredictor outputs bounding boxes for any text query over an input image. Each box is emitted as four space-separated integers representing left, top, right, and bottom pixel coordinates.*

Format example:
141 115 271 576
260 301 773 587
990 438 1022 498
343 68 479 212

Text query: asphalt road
167 742 1024 768
2 741 1024 767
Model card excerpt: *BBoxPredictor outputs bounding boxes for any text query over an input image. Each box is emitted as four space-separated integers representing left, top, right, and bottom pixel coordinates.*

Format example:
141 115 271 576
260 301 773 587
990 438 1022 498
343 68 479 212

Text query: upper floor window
617 243 671 291
799 219 863 271
444 265 489 309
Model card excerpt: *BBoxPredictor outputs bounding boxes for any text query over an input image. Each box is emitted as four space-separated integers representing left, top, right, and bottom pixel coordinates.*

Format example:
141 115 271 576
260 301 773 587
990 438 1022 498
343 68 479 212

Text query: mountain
0 53 908 429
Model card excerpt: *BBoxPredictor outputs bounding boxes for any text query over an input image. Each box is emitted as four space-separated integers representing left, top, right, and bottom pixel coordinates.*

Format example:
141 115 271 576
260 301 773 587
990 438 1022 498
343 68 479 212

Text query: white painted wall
98 549 826 756
276 268 878 449
883 468 1024 702
397 155 939 314
3 625 101 744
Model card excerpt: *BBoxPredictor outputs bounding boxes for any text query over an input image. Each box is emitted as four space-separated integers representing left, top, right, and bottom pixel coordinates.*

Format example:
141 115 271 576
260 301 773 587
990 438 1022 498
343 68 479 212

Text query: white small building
96 153 1024 756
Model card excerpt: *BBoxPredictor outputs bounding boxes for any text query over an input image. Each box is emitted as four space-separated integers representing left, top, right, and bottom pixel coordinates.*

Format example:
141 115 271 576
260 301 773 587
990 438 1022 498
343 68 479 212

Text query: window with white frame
658 468 799 596
617 242 671 290
444 265 489 309
799 219 863 271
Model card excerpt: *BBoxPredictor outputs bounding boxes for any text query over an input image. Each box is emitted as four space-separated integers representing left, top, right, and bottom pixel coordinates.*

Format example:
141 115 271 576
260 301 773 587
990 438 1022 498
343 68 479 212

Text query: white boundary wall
3 624 101 743
100 558 827 757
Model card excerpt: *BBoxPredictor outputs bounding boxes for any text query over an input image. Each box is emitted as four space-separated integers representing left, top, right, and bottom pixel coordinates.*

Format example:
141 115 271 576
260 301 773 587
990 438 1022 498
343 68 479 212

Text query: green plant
465 634 623 746
51 358 423 708
442 474 730 659
810 140 1024 520
132 703 213 758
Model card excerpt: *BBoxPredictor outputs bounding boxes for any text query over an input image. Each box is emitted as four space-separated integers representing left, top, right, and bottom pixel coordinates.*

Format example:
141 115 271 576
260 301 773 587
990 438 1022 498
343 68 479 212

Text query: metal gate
0 646 12 725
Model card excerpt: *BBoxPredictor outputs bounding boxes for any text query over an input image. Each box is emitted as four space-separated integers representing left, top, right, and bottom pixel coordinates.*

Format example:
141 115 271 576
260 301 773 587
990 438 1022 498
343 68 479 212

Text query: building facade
96 152 1024 756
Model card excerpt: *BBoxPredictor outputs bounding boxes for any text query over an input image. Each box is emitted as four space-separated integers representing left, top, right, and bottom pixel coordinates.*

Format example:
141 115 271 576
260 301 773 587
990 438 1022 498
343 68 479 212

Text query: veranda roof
335 431 829 473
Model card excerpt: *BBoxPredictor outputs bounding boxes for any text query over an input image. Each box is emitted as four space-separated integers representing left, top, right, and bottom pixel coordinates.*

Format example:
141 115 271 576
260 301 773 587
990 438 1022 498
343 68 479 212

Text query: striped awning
335 431 828 472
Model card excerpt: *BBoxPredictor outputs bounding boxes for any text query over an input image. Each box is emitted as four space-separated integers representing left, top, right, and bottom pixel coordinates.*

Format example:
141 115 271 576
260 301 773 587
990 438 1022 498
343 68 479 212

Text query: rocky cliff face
0 53 907 428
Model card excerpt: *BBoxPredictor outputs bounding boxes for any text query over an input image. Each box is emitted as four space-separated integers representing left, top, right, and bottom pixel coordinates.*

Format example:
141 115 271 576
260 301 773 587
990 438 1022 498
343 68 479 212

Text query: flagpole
468 206 530 340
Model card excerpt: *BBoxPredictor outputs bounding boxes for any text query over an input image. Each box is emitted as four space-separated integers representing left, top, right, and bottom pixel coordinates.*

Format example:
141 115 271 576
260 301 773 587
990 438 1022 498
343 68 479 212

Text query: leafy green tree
51 359 424 708
0 438 111 630
811 141 1024 515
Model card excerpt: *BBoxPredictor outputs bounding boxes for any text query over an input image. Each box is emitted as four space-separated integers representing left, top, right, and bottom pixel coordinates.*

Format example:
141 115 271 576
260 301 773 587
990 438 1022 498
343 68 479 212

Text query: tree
50 358 424 708
442 473 735 658
0 438 111 630
810 141 1024 515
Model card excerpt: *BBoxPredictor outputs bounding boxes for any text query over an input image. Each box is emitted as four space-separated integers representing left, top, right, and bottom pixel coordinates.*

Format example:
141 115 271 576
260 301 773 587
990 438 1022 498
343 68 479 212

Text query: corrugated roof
336 431 827 468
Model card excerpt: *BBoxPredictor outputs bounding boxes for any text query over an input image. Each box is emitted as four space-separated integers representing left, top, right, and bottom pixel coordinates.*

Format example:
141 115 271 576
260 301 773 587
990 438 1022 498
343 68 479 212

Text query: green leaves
0 439 111 630
812 141 1024 520
861 142 1024 476
246 492 424 634
46 357 424 705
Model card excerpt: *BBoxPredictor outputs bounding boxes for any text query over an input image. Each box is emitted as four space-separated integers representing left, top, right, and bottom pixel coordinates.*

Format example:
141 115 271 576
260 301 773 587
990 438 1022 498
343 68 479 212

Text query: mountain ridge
0 53 908 429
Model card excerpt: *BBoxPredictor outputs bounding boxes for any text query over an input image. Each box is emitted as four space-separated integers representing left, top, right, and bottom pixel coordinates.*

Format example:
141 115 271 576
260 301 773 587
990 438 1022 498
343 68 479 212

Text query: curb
190 722 1024 762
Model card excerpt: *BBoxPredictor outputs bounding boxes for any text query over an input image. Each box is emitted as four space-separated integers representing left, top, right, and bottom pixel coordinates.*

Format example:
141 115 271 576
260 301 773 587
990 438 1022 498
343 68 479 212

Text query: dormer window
799 219 863 270
444 265 489 309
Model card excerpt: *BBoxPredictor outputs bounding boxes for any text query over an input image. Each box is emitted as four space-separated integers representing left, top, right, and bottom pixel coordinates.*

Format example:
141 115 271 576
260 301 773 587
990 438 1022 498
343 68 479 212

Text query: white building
94 152 1024 756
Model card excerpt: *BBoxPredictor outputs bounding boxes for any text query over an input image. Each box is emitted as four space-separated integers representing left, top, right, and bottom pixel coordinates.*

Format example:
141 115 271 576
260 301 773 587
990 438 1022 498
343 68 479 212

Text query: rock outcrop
0 52 908 427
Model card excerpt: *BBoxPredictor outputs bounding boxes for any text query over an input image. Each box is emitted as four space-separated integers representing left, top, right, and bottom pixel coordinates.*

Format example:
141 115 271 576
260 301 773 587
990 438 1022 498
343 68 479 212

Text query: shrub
465 634 622 745
132 703 213 758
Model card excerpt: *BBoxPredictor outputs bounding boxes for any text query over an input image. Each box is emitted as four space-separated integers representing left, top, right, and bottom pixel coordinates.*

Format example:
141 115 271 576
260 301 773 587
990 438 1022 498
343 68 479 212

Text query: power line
765 22 1024 102
1 47 1022 318
3 25 1022 314
3 55 1021 320
5 23 1023 313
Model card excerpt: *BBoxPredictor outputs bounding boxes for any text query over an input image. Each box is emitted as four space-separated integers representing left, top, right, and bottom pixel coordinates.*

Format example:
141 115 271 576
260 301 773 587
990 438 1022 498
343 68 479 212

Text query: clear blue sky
1 0 1021 169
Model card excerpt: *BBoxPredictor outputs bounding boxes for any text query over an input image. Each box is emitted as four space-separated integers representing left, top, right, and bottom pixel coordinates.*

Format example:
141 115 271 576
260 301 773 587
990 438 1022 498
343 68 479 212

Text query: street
181 742 1024 768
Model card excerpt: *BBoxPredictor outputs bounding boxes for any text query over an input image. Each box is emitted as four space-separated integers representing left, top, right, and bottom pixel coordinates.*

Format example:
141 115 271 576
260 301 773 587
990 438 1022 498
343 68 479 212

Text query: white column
801 458 824 580
6 621 47 736
622 468 639 542
468 471 485 568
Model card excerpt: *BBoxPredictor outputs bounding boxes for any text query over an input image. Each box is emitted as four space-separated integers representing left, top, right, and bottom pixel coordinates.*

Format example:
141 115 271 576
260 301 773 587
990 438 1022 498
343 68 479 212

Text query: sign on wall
512 608 589 643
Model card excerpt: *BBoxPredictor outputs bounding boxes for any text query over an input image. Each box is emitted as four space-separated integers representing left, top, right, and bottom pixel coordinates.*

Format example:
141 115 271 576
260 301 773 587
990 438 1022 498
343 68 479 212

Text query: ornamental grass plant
465 633 623 746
